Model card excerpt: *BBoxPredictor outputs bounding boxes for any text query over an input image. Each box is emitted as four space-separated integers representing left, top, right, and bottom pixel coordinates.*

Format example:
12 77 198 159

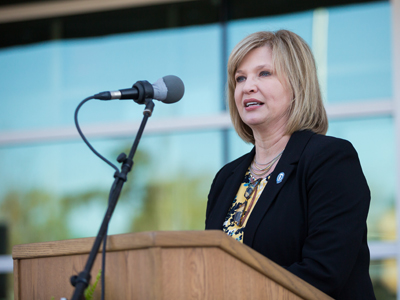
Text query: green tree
131 172 209 232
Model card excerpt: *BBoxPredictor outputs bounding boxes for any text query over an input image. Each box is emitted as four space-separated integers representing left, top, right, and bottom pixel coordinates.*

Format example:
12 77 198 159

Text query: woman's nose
243 77 257 93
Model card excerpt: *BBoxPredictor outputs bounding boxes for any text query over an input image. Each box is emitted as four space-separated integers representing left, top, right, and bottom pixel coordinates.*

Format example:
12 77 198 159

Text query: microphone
94 75 185 104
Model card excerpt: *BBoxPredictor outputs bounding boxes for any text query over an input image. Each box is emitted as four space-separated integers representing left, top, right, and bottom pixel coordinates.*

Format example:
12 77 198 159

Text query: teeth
246 102 261 107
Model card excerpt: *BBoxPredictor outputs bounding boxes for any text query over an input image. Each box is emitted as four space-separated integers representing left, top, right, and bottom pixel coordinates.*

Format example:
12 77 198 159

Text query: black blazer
206 130 375 299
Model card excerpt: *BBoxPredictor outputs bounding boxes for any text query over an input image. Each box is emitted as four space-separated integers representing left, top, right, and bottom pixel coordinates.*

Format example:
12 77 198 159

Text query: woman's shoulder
292 131 364 181
287 130 361 174
294 130 357 157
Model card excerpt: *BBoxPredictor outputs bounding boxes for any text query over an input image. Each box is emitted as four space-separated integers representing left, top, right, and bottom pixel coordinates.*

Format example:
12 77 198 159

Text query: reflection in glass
327 2 392 103
371 259 397 300
0 24 222 131
0 130 222 253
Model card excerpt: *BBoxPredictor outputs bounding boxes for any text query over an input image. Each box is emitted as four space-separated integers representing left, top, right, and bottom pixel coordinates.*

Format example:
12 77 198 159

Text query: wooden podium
13 230 332 300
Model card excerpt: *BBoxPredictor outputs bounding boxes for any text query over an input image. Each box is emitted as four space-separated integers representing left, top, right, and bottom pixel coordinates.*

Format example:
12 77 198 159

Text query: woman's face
234 46 292 133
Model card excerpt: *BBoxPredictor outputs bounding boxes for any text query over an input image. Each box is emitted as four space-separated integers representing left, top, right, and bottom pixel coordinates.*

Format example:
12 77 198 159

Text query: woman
205 30 375 299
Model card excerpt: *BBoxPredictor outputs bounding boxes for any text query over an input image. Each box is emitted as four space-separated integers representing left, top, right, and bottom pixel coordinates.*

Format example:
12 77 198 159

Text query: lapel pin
276 172 285 184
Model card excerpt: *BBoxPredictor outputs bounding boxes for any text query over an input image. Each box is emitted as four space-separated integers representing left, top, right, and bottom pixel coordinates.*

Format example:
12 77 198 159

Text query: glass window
227 128 252 162
327 2 392 103
370 259 397 300
227 10 314 52
0 129 222 246
0 24 222 131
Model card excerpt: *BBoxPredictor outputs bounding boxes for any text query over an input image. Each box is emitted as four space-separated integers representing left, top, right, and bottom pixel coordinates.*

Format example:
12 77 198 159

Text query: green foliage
0 145 211 250
0 187 112 253
0 190 72 252
49 270 101 300
131 172 209 232
0 145 213 255
84 269 102 300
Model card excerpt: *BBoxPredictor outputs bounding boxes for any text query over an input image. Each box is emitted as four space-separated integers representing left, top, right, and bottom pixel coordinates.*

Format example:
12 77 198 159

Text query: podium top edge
12 230 226 259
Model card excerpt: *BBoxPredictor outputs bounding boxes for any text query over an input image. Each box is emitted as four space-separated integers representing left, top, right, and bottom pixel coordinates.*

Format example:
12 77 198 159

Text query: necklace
233 177 262 226
252 161 274 171
254 150 284 166
250 163 273 177
250 151 283 178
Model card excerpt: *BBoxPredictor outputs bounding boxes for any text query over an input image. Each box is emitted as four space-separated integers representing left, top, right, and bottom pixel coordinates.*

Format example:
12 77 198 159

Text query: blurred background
0 0 399 299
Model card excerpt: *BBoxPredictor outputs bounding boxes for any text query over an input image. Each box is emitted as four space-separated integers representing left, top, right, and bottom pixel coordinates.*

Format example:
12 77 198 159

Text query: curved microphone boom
94 75 185 104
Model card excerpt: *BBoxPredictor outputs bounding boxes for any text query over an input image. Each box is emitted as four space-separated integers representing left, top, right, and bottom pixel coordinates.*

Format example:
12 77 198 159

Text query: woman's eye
260 71 271 77
236 76 246 83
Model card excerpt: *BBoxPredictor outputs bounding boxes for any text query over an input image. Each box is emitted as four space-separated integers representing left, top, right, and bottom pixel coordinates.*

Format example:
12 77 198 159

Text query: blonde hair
227 30 328 144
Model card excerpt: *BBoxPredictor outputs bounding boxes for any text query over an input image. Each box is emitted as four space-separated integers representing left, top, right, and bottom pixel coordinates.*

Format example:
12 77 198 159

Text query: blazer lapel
206 148 255 229
244 130 315 247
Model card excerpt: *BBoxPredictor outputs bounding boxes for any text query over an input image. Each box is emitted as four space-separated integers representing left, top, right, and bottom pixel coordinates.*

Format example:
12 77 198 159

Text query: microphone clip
132 80 154 104
143 98 155 116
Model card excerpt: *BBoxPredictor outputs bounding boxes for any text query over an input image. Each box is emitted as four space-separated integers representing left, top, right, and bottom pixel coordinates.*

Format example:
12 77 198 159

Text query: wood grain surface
13 230 333 300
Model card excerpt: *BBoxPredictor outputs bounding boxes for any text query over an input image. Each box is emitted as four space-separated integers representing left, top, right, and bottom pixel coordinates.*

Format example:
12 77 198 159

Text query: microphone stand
70 98 155 300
